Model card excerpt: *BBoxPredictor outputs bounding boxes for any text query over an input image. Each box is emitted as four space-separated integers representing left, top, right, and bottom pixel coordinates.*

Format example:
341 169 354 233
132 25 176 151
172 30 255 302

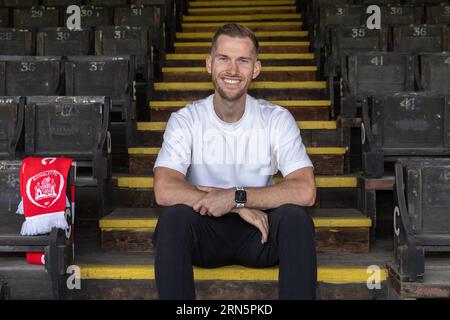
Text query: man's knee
271 204 314 231
154 204 198 242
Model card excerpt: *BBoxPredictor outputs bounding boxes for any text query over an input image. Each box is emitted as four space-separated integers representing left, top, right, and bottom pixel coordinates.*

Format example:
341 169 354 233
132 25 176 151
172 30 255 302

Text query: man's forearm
155 179 206 208
244 180 316 209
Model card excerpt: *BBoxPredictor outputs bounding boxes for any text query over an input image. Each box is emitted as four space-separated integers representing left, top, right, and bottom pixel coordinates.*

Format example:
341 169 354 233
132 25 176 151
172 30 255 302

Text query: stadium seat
37 28 92 56
394 158 450 282
63 6 114 28
94 26 153 81
85 0 128 6
24 96 111 217
341 52 415 116
327 26 388 75
2 0 39 7
0 56 64 96
42 0 83 6
418 52 450 94
0 8 9 27
362 93 450 177
13 6 60 29
426 3 450 25
393 24 446 53
379 5 423 26
0 159 76 299
64 55 136 146
0 96 24 160
0 28 35 55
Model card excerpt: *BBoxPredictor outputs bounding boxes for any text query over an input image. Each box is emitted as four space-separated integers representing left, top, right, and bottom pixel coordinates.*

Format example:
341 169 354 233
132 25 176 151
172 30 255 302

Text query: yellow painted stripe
150 100 330 109
154 81 326 90
80 265 387 282
182 21 302 28
100 215 370 229
189 6 297 13
166 53 314 60
183 13 301 22
128 147 346 156
163 66 316 73
190 1 296 7
177 31 307 38
137 120 335 131
174 41 310 47
116 174 355 189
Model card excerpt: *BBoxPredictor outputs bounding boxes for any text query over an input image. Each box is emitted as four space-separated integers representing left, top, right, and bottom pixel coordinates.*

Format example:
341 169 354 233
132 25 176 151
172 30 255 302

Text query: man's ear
252 59 261 80
206 55 212 74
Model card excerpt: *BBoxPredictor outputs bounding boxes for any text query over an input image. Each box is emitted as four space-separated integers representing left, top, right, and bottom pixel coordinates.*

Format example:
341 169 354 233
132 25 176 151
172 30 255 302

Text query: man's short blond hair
211 23 259 55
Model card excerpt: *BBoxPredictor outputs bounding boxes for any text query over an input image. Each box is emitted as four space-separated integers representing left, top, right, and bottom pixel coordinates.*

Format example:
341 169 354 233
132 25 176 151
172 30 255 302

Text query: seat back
426 4 450 25
367 93 450 153
419 53 450 94
63 6 113 28
379 5 423 26
0 28 35 55
85 0 128 5
13 6 60 29
0 8 9 27
0 56 63 96
393 25 446 53
0 161 23 236
24 96 110 160
345 52 414 96
37 27 92 56
0 97 23 160
2 0 39 7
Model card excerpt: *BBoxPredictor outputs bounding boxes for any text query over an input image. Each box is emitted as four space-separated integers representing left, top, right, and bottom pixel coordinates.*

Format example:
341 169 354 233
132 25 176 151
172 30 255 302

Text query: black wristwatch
235 186 246 208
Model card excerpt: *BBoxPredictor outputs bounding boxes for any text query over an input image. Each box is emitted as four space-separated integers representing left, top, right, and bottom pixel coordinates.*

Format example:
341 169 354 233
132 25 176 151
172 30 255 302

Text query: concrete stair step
174 41 310 54
187 6 297 16
176 30 308 41
183 13 302 22
99 207 371 253
189 1 297 8
128 147 346 176
182 21 303 32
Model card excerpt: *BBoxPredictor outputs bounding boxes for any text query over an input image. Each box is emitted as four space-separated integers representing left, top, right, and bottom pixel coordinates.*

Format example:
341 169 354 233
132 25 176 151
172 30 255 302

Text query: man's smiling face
206 35 261 102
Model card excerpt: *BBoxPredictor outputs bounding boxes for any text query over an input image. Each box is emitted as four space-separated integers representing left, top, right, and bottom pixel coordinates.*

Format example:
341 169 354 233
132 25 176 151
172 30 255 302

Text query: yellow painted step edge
137 120 335 131
191 1 296 7
116 175 357 189
154 81 326 90
182 21 302 28
166 53 314 60
150 100 331 108
188 6 297 13
174 41 310 47
100 216 371 229
162 66 316 72
183 13 302 22
128 147 346 156
80 265 387 282
177 31 308 38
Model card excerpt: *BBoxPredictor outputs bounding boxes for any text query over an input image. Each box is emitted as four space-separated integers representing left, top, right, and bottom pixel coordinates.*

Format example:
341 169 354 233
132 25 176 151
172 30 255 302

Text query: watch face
235 190 246 203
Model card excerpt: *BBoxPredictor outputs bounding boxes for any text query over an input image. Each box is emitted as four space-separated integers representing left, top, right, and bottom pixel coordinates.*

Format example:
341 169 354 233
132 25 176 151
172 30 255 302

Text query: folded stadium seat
0 97 24 160
0 28 35 55
392 158 450 282
13 6 60 29
0 56 64 96
94 26 153 81
2 0 39 7
85 0 128 6
393 24 447 53
64 55 136 146
23 96 111 218
62 5 114 28
0 7 9 27
37 27 93 56
361 92 450 178
42 0 83 6
426 3 450 25
417 52 450 94
340 52 415 117
0 158 76 299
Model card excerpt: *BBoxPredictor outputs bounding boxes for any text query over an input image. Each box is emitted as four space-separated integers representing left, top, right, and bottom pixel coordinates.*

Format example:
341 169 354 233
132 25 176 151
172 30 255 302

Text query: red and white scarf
17 157 73 236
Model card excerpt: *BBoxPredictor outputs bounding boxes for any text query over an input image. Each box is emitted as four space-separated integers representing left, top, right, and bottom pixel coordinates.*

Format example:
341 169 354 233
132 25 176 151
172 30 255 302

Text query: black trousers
153 204 317 300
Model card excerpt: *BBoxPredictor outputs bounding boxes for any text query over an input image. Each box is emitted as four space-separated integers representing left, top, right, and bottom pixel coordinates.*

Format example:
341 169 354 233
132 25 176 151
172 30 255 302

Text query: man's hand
193 186 235 217
233 208 269 244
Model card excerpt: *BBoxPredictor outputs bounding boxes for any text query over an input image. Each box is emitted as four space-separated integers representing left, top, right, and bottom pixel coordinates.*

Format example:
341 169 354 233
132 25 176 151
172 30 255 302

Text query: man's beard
212 75 248 102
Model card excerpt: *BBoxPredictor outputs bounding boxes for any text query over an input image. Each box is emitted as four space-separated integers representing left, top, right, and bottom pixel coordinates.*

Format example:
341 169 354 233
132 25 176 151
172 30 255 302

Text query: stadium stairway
73 0 392 300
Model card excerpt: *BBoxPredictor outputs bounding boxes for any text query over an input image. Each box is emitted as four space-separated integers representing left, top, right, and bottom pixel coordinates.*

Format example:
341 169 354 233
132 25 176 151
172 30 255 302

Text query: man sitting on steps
153 23 317 300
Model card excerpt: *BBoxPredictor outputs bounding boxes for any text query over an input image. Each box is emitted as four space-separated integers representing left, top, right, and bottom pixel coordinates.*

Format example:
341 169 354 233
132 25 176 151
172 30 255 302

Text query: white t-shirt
154 94 313 188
